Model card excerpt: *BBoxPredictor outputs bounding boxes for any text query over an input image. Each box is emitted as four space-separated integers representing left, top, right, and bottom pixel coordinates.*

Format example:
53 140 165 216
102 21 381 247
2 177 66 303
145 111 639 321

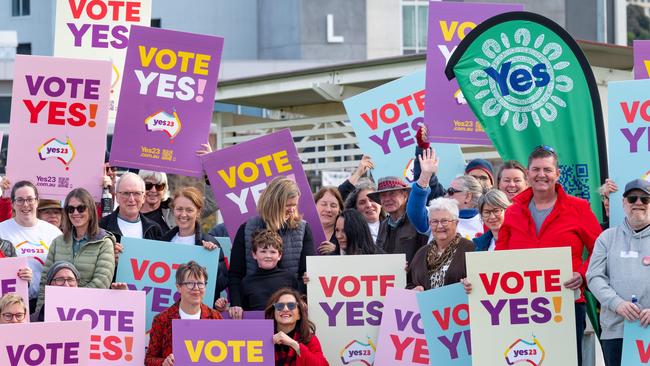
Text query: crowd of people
0 126 647 366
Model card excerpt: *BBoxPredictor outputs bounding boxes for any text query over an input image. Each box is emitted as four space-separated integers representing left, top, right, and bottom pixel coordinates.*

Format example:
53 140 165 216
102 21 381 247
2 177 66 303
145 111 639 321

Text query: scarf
426 234 461 288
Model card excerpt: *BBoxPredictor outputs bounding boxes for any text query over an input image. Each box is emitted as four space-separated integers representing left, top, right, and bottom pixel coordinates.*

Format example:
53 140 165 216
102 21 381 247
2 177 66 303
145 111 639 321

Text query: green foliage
628 5 650 45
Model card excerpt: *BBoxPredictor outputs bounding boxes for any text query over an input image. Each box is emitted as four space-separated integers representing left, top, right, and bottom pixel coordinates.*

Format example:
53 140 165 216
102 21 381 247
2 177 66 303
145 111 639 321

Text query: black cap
623 179 650 197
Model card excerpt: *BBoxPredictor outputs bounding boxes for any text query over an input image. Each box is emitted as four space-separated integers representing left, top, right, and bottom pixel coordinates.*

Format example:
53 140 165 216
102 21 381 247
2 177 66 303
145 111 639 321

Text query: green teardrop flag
445 11 606 220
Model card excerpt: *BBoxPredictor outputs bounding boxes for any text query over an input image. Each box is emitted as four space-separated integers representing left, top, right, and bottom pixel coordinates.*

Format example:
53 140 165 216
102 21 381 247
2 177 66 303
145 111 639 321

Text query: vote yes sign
114 238 220 332
54 0 152 118
45 286 146 365
7 55 111 200
110 25 223 176
201 128 327 247
607 79 650 227
375 288 430 366
0 257 29 315
465 248 577 366
416 283 471 366
307 254 406 366
622 320 650 365
172 319 274 365
0 320 91 366
425 1 522 145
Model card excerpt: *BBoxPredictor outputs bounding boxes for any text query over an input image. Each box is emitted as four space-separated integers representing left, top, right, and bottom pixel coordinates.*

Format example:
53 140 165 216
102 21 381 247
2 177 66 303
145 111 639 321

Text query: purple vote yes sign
110 25 223 176
172 319 275 365
200 129 327 249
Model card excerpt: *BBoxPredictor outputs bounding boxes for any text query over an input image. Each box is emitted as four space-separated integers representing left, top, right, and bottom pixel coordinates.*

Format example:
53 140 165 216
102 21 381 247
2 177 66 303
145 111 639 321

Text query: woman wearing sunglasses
35 188 116 312
139 170 175 233
264 288 329 366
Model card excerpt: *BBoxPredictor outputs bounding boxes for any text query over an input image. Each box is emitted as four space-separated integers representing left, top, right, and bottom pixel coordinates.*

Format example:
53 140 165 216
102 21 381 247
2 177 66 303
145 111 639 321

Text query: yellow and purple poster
7 55 111 200
306 254 406 366
465 247 577 366
45 286 146 366
425 1 522 145
110 25 224 176
54 0 152 118
633 40 650 80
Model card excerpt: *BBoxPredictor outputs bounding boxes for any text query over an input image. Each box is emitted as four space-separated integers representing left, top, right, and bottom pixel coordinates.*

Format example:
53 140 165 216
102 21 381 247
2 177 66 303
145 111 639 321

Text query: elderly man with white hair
587 178 650 366
407 197 474 290
100 172 162 260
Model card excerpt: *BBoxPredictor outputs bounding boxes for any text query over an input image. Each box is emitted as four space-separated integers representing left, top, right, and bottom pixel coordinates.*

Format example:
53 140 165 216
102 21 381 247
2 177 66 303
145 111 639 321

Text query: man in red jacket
496 145 602 366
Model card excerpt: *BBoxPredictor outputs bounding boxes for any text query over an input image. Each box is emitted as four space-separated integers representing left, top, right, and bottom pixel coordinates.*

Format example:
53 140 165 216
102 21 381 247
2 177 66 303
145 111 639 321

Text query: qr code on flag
558 164 590 199
57 177 70 188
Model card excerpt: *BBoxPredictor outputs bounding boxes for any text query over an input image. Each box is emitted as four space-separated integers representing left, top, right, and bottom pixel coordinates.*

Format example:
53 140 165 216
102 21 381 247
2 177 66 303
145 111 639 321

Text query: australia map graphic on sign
37 137 76 170
144 109 182 141
504 336 545 365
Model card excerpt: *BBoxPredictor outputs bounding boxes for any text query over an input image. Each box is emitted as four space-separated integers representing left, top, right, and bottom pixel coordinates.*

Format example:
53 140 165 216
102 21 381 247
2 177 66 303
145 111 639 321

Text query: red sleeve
144 315 167 366
296 335 330 366
576 201 602 279
0 251 5 258
0 198 12 223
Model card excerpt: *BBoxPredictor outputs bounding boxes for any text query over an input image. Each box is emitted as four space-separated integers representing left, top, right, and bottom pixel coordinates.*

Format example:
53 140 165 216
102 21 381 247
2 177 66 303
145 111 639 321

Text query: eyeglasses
445 187 464 196
51 277 77 285
273 302 298 311
145 182 166 192
626 195 650 205
14 197 36 206
65 205 87 214
180 281 206 290
1 312 25 322
118 191 144 199
428 219 457 228
482 208 504 218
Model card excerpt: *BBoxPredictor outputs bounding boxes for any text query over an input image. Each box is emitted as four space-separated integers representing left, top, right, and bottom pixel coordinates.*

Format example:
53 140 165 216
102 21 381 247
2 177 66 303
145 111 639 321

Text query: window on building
402 0 428 54
12 0 30 16
16 43 31 55
151 18 161 28
0 97 11 123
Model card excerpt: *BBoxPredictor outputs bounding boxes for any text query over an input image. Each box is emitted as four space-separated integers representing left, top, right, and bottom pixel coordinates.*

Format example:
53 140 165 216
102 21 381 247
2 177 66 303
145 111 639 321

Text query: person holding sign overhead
228 177 315 320
343 182 384 243
264 288 329 366
146 261 222 366
36 188 116 313
587 179 650 366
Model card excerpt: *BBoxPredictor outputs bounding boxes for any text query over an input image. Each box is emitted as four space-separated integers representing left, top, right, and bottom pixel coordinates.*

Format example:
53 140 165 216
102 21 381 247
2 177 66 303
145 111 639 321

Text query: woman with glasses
0 181 62 312
407 148 484 241
146 261 222 366
0 293 28 324
264 288 329 366
32 261 80 322
139 170 175 233
35 188 116 313
160 187 228 303
473 190 511 251
407 197 474 290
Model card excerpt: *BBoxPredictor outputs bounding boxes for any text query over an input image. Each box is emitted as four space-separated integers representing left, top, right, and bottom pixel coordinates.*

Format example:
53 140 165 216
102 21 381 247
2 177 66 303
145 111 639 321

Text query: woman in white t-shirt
0 181 61 311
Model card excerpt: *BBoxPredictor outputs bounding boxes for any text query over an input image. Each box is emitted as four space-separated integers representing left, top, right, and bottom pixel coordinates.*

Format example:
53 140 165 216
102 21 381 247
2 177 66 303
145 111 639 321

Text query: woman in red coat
264 288 329 366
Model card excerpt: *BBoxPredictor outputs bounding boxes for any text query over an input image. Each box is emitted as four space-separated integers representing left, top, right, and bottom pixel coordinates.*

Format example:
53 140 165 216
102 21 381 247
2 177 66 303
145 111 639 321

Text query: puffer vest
243 216 306 277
